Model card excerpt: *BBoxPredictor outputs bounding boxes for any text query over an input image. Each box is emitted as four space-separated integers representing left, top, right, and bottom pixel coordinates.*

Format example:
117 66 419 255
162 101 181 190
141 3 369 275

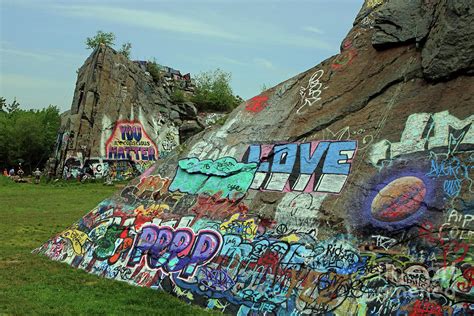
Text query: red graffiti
136 175 171 197
257 250 280 273
331 39 358 71
409 300 443 316
245 95 269 113
189 192 248 225
457 267 474 293
419 220 470 267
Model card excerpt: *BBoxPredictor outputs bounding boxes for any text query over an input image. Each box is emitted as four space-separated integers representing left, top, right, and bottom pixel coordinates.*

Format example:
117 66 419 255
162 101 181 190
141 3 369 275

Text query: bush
146 59 162 83
191 69 239 112
85 31 115 49
119 42 132 59
170 89 187 104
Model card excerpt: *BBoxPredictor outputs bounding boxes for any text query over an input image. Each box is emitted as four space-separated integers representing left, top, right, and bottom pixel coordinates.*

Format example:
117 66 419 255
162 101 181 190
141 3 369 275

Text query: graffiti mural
37 113 473 316
169 157 258 199
35 183 474 315
370 111 474 166
106 120 159 163
242 141 357 193
35 44 473 316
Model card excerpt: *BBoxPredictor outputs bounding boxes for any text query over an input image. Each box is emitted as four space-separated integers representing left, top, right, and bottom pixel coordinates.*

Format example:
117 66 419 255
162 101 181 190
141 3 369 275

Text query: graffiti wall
36 111 473 314
36 4 473 314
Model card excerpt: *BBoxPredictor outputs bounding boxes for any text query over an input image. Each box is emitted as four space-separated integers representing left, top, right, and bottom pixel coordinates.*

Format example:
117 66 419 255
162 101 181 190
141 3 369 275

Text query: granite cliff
37 0 473 315
49 45 224 180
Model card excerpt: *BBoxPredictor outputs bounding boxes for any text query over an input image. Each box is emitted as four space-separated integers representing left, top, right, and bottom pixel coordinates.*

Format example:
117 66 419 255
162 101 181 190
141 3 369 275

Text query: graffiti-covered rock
36 0 473 315
48 45 222 181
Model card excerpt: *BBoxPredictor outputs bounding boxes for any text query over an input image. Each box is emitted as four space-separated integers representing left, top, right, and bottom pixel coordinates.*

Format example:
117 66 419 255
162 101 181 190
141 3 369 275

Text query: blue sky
0 0 363 112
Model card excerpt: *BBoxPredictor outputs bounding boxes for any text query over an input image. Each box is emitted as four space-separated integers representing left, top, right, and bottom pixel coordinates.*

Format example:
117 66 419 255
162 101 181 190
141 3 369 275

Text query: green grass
0 177 218 315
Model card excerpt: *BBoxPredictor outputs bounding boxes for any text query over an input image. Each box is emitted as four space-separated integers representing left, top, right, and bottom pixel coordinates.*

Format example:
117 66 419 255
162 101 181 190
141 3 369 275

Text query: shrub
119 42 132 59
146 59 162 83
170 89 187 104
85 31 115 49
191 69 239 112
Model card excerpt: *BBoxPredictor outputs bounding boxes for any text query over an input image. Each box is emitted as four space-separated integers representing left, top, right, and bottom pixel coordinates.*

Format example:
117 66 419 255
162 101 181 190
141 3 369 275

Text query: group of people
3 164 43 184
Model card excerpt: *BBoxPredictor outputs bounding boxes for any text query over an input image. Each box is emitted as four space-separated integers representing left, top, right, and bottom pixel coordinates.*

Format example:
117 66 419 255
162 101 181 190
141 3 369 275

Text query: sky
0 0 363 112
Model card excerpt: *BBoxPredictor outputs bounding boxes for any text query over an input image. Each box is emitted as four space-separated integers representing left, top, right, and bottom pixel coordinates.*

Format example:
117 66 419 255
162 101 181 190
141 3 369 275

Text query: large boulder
36 1 473 315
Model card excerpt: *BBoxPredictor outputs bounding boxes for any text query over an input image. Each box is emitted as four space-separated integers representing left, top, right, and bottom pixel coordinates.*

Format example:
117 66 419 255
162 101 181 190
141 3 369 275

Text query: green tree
119 42 132 59
85 31 116 50
0 101 60 173
0 97 20 113
191 68 240 112
0 97 6 112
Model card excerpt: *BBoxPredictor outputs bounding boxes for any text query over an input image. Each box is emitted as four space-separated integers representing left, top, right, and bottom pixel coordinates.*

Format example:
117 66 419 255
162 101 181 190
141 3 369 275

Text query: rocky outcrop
49 45 221 180
37 1 473 315
370 0 474 80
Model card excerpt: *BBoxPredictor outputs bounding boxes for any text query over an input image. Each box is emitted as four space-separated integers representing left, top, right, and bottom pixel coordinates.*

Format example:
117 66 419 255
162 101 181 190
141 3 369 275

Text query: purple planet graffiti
371 176 426 222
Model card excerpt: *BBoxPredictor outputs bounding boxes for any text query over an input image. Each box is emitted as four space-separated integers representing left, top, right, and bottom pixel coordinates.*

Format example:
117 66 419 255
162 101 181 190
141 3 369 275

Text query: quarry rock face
49 45 217 180
36 0 473 315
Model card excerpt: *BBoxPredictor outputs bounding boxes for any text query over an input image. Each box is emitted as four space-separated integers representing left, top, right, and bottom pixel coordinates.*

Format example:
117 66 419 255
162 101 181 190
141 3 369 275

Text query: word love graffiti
243 140 357 193
128 225 222 279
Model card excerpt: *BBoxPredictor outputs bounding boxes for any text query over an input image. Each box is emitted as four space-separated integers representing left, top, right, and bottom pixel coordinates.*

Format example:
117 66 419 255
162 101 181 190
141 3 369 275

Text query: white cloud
303 26 325 34
254 58 275 70
209 56 248 66
0 42 85 63
54 5 243 41
48 4 332 50
0 48 54 62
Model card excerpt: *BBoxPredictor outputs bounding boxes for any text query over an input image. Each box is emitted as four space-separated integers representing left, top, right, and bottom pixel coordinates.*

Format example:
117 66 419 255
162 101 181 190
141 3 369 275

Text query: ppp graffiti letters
128 225 222 279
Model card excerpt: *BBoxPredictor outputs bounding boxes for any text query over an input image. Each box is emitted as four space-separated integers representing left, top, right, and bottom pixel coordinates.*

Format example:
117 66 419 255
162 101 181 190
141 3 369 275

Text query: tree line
0 98 60 174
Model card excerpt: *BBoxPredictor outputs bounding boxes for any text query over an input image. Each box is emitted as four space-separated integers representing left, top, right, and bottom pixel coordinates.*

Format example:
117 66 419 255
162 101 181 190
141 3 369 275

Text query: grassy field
0 177 217 315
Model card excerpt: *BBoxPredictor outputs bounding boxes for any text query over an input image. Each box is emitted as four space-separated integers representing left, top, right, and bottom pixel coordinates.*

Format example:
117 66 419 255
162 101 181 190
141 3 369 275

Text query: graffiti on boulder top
106 120 158 162
331 39 358 71
245 94 270 113
169 157 258 199
242 140 357 193
370 111 474 166
128 225 222 279
296 69 326 114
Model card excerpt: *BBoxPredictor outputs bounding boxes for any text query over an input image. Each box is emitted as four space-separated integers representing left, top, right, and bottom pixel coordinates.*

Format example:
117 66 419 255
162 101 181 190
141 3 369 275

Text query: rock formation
49 45 225 180
36 0 473 315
